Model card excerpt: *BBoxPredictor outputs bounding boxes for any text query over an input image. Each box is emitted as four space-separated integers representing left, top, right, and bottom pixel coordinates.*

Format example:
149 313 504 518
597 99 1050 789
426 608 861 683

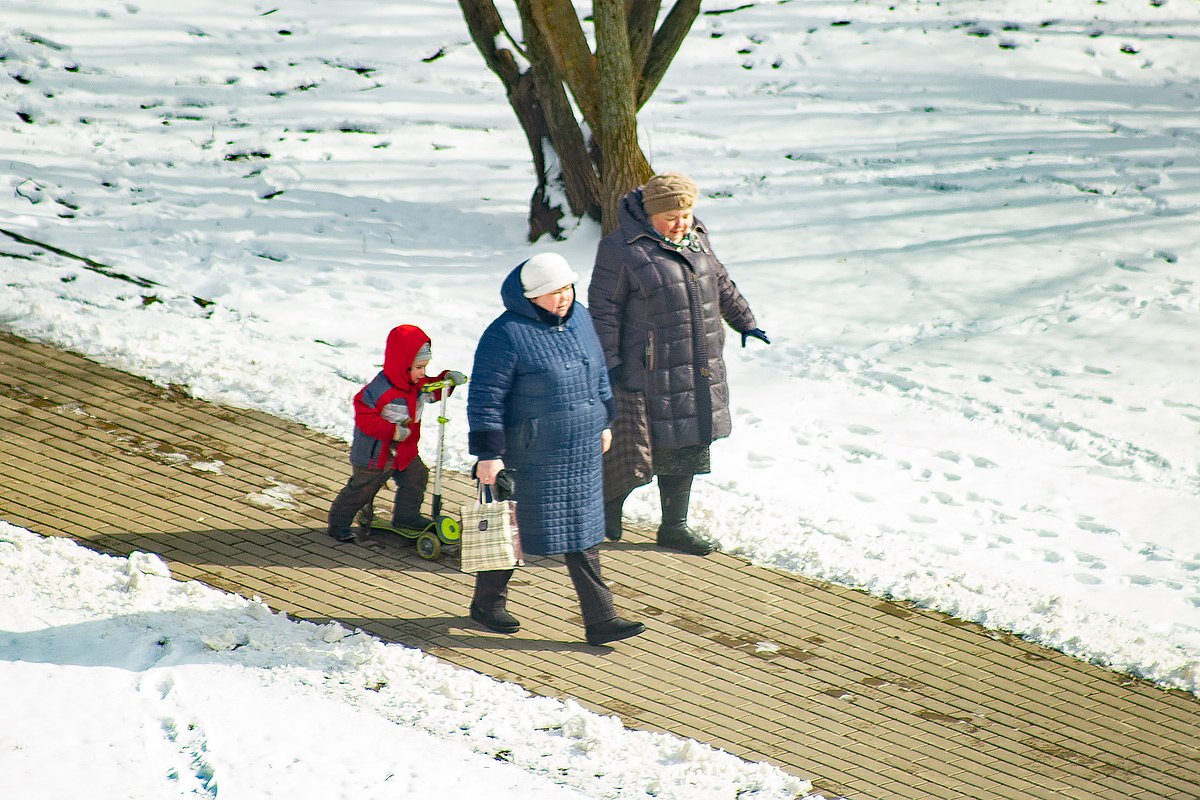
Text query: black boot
470 603 520 634
656 475 715 556
470 569 519 633
603 492 629 541
585 616 646 646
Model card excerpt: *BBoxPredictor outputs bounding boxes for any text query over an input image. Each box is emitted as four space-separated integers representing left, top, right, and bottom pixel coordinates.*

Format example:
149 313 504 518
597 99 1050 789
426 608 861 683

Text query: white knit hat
520 253 578 298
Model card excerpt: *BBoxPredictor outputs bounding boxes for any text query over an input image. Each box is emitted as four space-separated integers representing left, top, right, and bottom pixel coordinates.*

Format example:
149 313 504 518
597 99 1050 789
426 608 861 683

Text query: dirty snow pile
0 523 809 799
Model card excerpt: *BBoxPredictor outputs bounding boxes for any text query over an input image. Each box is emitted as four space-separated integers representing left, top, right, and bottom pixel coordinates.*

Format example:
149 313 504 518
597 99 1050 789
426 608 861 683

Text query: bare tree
457 0 701 240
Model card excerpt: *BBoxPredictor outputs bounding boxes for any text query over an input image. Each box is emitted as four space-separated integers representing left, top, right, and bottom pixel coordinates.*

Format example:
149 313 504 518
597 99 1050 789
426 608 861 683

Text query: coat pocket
523 418 539 449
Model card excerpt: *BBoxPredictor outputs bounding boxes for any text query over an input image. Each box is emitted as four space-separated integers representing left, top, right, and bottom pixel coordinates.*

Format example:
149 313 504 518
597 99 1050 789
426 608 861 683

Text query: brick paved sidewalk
2 330 1197 800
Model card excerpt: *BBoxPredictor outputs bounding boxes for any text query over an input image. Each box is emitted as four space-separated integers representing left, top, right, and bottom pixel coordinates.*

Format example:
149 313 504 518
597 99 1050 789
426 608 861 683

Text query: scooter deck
362 515 461 561
365 521 430 539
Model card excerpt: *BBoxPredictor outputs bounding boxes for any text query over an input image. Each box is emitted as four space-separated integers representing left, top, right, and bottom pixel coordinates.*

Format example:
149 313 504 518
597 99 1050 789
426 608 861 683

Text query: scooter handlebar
421 376 468 392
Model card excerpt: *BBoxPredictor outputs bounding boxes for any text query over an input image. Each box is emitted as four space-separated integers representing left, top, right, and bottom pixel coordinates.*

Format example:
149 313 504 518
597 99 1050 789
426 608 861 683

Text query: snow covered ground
0 524 805 799
2 0 1199 797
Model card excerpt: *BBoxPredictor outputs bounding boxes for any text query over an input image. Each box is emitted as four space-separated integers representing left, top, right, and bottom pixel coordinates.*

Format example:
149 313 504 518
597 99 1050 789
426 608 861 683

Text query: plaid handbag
459 482 524 573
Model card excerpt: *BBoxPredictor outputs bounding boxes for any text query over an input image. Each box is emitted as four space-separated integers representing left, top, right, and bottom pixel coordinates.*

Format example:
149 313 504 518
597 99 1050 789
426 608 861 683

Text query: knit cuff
603 396 618 427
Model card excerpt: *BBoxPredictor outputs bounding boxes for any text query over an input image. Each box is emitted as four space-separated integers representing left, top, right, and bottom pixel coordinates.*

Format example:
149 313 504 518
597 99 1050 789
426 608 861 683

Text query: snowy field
2 0 1199 797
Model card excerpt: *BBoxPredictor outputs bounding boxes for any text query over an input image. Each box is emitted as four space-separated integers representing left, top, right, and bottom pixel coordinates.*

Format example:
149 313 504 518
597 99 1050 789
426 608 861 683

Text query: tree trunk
527 0 601 131
459 0 566 240
458 0 698 240
517 1 601 221
626 0 662 87
594 0 653 233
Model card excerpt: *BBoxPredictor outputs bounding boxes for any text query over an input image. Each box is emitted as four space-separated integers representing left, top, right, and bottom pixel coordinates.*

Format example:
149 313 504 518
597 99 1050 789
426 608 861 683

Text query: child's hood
382 324 431 387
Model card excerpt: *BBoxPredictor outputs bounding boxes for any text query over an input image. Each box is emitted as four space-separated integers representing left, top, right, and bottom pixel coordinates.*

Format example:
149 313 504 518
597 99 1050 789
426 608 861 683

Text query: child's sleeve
354 388 402 442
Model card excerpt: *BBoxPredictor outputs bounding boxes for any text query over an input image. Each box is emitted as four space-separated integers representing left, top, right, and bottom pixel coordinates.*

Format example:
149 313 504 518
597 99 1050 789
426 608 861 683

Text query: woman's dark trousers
473 546 615 626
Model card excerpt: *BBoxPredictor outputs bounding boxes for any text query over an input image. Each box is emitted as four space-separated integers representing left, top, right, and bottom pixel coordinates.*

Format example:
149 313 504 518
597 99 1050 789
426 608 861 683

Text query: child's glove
380 403 409 424
444 370 467 386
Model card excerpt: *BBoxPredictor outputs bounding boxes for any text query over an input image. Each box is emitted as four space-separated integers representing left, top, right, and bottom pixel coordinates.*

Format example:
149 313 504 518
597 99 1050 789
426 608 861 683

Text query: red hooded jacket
349 324 450 470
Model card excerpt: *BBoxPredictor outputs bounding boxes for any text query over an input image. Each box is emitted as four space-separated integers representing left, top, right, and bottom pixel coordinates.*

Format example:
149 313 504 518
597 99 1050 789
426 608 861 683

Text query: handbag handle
475 470 516 504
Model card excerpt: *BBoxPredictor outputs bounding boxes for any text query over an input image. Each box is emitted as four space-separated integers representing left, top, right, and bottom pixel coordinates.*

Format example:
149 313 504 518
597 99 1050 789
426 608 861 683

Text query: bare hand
601 428 612 454
476 458 504 485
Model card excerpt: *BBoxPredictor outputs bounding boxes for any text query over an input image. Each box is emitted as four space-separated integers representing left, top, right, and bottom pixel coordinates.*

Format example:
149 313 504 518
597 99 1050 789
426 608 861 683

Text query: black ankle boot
470 602 520 634
656 475 715 556
471 570 518 633
585 616 646 646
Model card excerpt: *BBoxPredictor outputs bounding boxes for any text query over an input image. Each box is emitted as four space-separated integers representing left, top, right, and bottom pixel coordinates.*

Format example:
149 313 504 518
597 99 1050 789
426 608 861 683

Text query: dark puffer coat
589 188 758 450
467 264 616 556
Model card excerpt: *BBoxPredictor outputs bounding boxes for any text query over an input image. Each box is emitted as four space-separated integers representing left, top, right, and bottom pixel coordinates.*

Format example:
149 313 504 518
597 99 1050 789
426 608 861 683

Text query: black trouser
327 458 428 536
473 545 615 627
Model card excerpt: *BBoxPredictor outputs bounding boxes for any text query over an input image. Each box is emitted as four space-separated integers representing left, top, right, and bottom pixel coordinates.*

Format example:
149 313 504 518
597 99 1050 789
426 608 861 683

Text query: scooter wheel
416 532 442 560
437 515 461 543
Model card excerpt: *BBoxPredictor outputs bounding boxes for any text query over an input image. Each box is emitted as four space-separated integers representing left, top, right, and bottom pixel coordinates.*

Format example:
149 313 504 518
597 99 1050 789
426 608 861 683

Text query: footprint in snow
1126 574 1182 589
747 452 774 468
841 444 883 462
1076 519 1118 534
931 492 959 506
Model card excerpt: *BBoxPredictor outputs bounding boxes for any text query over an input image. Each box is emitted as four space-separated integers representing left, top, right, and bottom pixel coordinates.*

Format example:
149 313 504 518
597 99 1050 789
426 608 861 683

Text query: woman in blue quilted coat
467 253 645 647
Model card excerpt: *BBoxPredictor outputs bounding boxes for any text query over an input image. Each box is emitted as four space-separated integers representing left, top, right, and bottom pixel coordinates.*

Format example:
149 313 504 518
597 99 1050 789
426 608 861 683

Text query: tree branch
637 0 700 109
457 0 522 87
626 0 662 82
596 0 653 232
526 0 601 132
516 0 602 220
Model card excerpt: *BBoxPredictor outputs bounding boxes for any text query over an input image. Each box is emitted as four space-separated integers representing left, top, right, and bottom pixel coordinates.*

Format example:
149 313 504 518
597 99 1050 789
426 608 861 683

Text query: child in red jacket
326 324 465 543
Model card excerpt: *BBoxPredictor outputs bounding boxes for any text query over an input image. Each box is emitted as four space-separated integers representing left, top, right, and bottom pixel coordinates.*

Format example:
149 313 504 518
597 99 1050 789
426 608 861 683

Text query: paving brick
3 330 1199 800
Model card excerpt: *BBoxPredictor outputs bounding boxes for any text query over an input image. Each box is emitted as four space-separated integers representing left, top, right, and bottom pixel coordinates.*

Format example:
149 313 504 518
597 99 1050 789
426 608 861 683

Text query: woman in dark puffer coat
467 253 645 647
589 173 769 555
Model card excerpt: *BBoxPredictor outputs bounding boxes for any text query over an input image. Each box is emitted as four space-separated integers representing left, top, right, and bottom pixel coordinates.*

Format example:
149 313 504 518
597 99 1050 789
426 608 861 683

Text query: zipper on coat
680 254 713 442
645 330 655 371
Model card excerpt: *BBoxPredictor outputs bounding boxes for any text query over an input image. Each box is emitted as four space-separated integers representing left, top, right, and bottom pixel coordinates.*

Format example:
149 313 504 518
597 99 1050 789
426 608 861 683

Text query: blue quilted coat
467 263 615 556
